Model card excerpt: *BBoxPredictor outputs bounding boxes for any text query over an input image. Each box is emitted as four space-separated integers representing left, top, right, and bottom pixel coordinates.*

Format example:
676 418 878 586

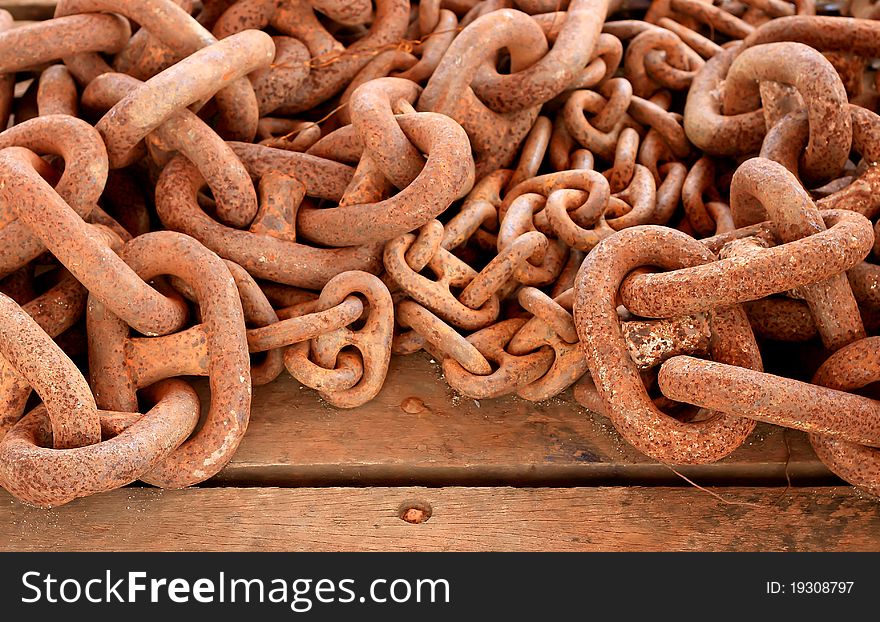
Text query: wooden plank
210 353 833 486
0 1 55 20
2 486 878 551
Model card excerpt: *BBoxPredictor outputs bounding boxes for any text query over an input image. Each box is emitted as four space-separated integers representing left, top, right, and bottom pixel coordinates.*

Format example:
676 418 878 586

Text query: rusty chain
0 0 880 506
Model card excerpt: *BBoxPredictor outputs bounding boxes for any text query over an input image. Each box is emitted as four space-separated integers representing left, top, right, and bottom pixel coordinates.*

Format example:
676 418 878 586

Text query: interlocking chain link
1 0 880 506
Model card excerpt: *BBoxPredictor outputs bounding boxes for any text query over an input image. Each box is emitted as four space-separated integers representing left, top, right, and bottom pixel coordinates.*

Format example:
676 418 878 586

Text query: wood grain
209 353 833 486
2 486 878 551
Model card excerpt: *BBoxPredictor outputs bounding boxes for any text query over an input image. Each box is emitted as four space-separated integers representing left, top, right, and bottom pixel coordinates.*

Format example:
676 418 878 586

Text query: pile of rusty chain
0 0 878 507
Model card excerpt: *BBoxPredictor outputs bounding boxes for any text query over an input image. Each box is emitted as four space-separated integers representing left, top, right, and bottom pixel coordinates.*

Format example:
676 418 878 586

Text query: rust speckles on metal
573 226 761 464
0 13 131 74
0 1 879 506
94 30 275 168
0 290 198 507
297 110 475 247
87 231 251 489
284 271 393 408
811 337 880 497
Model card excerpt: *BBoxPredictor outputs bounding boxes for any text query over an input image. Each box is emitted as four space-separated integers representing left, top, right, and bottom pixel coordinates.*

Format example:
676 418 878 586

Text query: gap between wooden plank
207 462 841 488
2 486 878 551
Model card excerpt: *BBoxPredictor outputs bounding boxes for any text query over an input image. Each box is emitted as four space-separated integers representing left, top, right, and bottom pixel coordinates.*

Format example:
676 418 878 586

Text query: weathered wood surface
210 353 833 486
3 486 878 551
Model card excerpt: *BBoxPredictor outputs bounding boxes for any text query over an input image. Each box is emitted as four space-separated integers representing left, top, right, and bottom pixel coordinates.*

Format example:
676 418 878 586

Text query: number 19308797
766 581 854 595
